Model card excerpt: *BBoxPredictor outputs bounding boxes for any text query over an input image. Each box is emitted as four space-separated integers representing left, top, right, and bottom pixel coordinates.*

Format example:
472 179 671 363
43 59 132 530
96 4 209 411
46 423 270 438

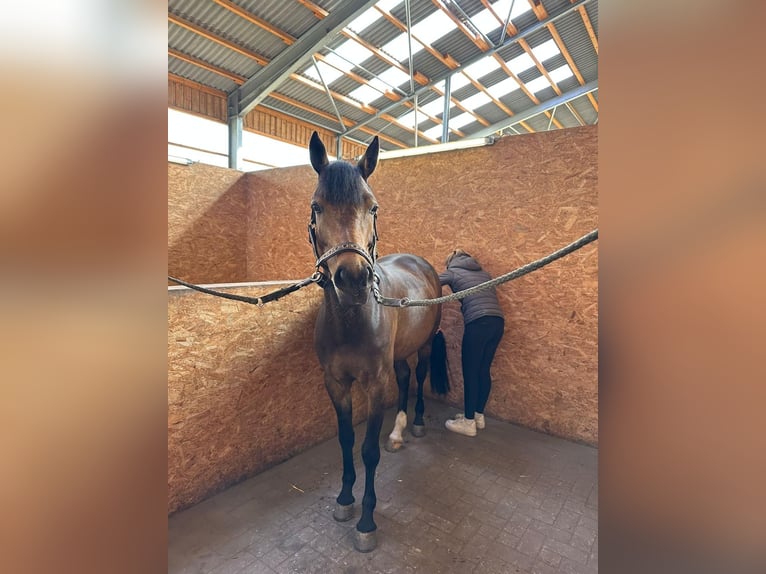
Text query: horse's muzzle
333 264 373 305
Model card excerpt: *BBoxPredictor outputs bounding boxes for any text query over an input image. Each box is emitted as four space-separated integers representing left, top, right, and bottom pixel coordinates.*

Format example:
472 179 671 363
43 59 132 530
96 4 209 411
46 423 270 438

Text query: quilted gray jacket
439 253 504 325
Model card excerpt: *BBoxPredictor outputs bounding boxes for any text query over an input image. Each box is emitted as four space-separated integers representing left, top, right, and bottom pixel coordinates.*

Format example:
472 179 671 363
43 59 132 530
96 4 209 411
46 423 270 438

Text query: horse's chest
315 328 389 381
322 350 380 383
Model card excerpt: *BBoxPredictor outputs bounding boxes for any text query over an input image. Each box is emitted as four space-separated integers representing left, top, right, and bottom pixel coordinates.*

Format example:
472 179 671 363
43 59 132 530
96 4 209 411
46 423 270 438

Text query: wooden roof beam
299 1 487 133
168 13 270 66
289 74 439 144
168 10 436 144
430 0 490 51
342 0 594 139
168 72 409 149
439 2 556 131
339 29 429 85
371 7 488 130
546 22 586 85
314 54 466 138
472 80 597 137
477 3 568 129
169 49 246 85
267 93 408 149
295 0 429 88
295 0 329 19
525 2 600 121
528 0 549 20
234 0 379 116
577 4 599 55
211 0 296 45
587 92 598 113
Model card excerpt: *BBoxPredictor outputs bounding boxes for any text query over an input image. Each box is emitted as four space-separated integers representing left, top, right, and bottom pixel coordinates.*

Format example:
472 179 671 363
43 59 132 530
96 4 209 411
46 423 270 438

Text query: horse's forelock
316 161 367 205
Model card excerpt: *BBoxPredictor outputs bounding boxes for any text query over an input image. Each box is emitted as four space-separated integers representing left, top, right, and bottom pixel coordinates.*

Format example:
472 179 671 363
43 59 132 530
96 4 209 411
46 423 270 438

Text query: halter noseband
307 209 379 281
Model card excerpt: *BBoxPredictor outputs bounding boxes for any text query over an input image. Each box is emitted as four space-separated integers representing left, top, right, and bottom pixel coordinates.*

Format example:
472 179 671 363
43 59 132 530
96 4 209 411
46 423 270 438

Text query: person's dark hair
445 249 471 268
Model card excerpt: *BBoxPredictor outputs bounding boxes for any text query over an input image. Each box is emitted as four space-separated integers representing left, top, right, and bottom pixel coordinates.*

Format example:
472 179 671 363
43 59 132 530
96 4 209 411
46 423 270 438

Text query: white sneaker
445 416 477 436
453 412 485 429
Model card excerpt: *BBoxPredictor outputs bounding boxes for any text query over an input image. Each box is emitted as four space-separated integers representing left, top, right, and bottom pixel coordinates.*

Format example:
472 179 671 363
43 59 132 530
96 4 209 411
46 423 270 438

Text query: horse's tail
429 330 450 395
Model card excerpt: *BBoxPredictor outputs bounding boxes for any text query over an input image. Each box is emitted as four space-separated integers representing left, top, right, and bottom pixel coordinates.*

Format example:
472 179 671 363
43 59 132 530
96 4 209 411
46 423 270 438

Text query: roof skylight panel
367 77 390 92
548 65 574 83
323 53 355 74
303 60 344 85
471 0 533 35
530 39 560 64
447 113 475 129
492 0 533 21
349 68 409 104
377 0 403 12
447 73 471 91
332 40 374 66
410 10 458 44
377 66 412 89
524 75 551 93
463 57 501 80
423 125 444 140
381 33 423 62
486 76 521 99
346 7 382 33
505 52 535 75
396 110 425 129
470 9 501 36
348 84 384 105
461 91 493 111
420 97 446 116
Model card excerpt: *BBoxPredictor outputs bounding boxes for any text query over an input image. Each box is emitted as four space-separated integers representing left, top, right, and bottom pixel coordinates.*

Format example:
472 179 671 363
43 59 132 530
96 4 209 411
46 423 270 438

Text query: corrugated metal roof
168 0 598 149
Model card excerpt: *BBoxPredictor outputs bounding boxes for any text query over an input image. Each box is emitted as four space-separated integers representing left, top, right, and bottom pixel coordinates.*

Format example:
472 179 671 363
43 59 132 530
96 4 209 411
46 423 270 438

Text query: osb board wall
168 162 248 285
168 285 398 514
242 126 598 444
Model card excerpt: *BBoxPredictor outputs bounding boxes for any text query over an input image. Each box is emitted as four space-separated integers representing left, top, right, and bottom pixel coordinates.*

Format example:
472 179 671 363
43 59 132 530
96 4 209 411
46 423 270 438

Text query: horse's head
308 131 379 306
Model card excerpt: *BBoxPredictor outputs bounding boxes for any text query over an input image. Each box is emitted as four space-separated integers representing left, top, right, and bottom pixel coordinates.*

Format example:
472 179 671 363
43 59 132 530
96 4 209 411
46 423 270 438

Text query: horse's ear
357 135 379 180
309 131 329 175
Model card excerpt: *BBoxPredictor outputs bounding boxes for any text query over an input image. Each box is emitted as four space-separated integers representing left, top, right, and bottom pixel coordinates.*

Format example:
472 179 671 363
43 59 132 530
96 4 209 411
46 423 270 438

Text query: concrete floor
169 402 598 574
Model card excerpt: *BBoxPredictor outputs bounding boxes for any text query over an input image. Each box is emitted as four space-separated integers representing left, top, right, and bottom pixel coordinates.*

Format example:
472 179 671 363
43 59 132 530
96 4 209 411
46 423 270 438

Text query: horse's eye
311 203 322 214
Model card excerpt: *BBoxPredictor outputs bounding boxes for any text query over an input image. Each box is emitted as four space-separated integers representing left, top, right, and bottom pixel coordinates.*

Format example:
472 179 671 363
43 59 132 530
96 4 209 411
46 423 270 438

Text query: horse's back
375 254 441 360
376 253 440 300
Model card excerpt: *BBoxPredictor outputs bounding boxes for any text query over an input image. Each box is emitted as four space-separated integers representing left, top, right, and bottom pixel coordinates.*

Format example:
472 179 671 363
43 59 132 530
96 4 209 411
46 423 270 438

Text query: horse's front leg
325 373 356 522
354 376 387 552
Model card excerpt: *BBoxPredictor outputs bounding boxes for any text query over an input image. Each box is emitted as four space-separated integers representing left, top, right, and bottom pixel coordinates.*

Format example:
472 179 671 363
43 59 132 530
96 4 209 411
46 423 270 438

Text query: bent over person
439 250 505 437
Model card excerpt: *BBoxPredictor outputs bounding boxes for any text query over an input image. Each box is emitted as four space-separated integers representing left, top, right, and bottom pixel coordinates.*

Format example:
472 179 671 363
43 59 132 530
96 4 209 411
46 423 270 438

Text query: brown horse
308 132 447 552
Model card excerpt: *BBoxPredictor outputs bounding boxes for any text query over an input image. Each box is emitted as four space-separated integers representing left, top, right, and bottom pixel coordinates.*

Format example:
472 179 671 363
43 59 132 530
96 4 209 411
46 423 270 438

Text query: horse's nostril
335 267 345 287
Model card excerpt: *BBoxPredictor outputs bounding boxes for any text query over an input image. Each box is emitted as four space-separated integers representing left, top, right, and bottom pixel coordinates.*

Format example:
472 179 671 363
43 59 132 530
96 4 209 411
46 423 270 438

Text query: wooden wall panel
168 75 227 122
168 285 397 514
168 162 248 285
243 126 598 444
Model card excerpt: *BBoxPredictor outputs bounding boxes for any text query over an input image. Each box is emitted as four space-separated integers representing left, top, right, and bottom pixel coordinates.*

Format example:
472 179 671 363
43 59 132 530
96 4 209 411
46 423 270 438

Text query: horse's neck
320 287 374 336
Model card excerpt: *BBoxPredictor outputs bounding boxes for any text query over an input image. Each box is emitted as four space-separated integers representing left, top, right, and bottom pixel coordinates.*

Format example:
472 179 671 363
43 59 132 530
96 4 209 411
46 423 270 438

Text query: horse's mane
317 161 365 205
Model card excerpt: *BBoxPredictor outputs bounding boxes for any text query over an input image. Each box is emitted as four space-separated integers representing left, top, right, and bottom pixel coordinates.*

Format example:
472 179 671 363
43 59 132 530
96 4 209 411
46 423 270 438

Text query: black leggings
461 316 505 419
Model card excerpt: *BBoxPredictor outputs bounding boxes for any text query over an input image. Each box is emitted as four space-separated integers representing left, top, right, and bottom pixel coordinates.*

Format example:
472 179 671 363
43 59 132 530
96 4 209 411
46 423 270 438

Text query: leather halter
308 209 379 282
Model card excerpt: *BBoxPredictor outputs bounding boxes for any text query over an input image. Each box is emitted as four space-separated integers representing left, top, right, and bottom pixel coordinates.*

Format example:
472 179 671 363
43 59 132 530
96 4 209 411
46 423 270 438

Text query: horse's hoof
411 424 426 437
333 503 354 522
353 530 377 553
384 438 403 452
